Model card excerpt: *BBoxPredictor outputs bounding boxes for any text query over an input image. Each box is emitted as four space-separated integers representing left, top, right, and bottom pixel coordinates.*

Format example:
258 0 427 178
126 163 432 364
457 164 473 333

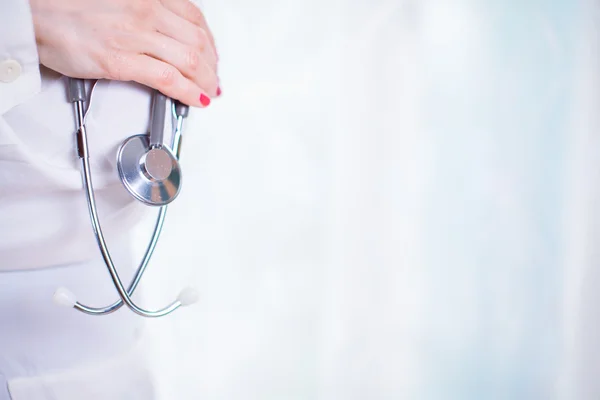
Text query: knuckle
185 49 200 72
119 20 138 33
193 28 208 52
157 67 176 87
103 35 121 50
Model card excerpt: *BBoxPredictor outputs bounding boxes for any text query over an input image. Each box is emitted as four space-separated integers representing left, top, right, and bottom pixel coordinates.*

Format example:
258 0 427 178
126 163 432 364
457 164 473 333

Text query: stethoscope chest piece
117 135 181 206
116 90 182 206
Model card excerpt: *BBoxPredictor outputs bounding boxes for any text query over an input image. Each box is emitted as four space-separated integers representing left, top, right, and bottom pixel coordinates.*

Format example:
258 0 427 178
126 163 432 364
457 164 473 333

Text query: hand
29 0 220 108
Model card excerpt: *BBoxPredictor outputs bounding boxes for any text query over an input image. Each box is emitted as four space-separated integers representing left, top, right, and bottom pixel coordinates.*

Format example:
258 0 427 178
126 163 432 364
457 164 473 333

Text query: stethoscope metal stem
173 115 184 158
172 100 188 159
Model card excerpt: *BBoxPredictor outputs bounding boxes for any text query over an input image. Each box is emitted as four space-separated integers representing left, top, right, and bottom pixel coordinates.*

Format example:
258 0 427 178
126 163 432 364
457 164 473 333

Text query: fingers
154 6 218 73
97 0 220 107
159 0 217 52
137 32 219 97
105 50 211 108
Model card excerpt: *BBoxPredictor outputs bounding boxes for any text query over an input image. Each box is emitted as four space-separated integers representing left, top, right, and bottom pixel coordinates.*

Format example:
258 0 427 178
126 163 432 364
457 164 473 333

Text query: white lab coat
5 0 600 399
0 1 162 398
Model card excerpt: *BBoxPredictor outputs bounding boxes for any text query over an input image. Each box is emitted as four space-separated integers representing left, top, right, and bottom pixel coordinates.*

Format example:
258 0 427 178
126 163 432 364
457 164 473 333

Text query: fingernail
199 94 211 107
216 86 222 96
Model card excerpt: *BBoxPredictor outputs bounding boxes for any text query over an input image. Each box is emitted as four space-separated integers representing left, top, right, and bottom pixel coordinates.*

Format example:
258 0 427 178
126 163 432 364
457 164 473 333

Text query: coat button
0 60 22 83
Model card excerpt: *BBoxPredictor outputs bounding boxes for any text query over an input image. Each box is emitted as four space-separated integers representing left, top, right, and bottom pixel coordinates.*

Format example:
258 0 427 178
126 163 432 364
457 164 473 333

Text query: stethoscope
52 78 198 318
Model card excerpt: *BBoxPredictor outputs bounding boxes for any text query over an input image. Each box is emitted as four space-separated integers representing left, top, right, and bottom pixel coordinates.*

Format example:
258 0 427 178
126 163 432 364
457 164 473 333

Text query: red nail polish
200 94 211 107
216 86 222 96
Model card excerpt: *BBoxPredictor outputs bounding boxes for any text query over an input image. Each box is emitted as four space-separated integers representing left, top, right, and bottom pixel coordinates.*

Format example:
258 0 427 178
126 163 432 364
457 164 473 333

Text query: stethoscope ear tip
53 287 77 308
177 287 199 307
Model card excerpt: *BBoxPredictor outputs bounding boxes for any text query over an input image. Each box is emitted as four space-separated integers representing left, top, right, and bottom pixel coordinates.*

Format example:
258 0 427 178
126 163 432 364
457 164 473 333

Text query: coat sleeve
0 0 41 115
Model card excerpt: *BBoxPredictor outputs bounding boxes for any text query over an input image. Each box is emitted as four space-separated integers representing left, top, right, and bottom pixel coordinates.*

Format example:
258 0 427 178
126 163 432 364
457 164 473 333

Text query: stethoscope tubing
57 78 193 318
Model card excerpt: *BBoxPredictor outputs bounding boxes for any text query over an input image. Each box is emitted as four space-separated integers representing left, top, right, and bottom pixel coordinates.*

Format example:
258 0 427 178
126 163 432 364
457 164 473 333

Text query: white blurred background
132 0 600 398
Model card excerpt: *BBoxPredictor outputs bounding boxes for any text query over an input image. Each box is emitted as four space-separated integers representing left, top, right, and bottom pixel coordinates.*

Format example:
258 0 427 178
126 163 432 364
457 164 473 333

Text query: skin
29 0 220 108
